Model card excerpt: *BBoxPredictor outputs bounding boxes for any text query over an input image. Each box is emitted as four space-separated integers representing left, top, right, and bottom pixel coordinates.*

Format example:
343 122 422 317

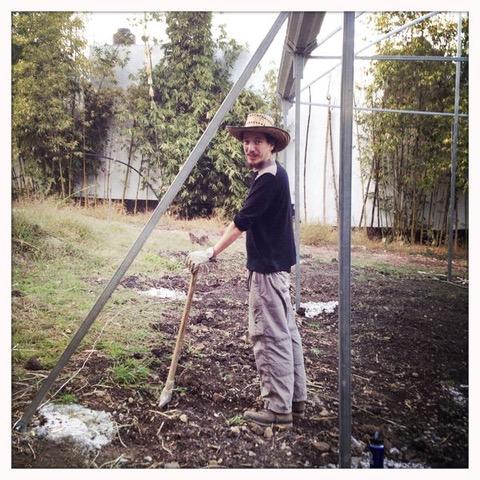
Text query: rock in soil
312 440 331 453
24 357 43 371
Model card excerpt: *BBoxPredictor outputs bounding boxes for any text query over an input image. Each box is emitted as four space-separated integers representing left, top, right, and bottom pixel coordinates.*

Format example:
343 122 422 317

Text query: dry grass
300 222 467 260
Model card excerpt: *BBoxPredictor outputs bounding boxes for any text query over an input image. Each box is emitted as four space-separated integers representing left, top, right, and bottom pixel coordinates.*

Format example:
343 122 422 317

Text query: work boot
243 408 293 428
292 401 306 419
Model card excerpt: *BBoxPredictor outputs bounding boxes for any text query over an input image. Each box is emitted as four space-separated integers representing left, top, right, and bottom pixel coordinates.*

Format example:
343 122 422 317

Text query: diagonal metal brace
14 11 289 431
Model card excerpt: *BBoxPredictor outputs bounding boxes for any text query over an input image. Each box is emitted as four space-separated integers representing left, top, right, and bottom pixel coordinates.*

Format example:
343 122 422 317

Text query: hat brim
226 125 290 153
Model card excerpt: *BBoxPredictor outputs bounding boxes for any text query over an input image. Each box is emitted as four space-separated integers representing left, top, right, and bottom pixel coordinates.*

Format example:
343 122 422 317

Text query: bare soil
12 244 468 469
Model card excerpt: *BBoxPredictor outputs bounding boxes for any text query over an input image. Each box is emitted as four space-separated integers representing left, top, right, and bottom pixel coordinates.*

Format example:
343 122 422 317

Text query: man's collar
255 160 277 180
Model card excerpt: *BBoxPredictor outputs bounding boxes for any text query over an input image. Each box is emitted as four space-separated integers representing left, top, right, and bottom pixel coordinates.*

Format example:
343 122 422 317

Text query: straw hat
226 113 290 153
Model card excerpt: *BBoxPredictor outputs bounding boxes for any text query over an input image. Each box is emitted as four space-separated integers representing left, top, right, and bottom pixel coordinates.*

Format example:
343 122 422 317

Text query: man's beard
244 158 273 171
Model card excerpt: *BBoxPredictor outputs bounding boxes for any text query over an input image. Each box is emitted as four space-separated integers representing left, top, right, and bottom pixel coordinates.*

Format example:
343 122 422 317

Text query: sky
82 11 356 93
83 12 287 89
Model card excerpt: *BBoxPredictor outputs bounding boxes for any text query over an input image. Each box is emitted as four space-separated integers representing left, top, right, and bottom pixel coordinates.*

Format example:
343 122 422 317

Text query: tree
12 12 87 197
357 13 468 244
12 13 128 201
121 13 272 218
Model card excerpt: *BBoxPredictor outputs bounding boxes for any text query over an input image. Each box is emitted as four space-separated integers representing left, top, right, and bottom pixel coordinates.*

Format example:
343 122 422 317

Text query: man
186 112 307 428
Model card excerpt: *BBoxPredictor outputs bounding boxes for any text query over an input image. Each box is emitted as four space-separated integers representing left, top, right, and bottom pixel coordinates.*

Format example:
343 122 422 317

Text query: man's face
242 132 274 170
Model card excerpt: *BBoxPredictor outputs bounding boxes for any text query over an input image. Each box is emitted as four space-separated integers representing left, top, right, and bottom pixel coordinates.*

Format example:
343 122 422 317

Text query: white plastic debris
356 452 427 469
443 385 467 406
139 287 186 301
300 301 338 318
34 403 116 451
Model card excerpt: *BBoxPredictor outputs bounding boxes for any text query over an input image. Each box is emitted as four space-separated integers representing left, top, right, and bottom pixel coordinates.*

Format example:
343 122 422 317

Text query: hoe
159 270 199 408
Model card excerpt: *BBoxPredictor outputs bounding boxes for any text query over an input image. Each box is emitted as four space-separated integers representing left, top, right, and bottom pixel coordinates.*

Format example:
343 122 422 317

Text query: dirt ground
12 241 468 469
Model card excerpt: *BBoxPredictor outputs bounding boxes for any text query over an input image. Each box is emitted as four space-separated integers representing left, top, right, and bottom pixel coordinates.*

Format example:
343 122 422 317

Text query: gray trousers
247 271 307 413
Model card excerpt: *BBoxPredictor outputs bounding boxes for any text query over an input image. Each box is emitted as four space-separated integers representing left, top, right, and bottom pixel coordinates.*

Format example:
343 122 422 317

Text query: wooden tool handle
164 270 199 384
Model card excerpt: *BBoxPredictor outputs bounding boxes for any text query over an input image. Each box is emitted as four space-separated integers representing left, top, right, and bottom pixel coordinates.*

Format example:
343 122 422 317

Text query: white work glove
185 247 215 273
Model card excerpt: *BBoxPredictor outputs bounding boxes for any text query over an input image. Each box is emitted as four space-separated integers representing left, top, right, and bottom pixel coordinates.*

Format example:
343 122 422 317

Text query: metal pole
15 12 289 432
293 53 304 312
300 11 439 95
338 11 355 469
299 101 468 118
308 54 468 62
280 99 292 168
447 13 463 281
315 12 364 51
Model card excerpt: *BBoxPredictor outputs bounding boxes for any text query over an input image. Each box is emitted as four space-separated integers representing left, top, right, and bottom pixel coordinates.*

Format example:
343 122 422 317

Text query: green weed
226 414 245 426
110 358 150 386
97 340 127 359
12 213 46 256
141 252 183 273
55 393 77 404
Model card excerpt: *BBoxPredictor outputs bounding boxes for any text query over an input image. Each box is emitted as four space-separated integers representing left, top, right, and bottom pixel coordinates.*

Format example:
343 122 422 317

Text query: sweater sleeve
233 174 276 232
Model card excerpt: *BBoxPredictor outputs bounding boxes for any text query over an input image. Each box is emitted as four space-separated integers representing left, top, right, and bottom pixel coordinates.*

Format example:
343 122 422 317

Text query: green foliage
226 414 245 426
12 12 87 196
12 12 279 217
56 393 78 404
84 45 128 158
142 252 183 272
121 13 274 218
357 13 468 242
12 13 124 199
110 358 150 386
12 213 46 256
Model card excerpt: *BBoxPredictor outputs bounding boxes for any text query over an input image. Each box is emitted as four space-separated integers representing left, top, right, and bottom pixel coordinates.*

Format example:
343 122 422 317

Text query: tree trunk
370 155 379 229
328 108 339 227
464 189 468 249
303 87 312 223
122 124 136 206
134 154 144 215
145 162 150 211
82 155 87 207
94 172 98 208
454 192 458 251
322 106 329 224
410 178 417 244
82 113 88 207
58 158 66 198
18 156 28 195
68 156 72 197
419 191 427 245
106 155 112 207
438 184 450 246
358 160 374 228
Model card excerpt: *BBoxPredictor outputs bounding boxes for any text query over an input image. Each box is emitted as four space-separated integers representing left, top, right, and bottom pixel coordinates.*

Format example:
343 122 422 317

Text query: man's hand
185 247 215 273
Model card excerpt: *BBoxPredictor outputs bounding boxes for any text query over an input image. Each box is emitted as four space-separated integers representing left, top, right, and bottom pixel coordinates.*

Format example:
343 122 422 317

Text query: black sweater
233 162 296 273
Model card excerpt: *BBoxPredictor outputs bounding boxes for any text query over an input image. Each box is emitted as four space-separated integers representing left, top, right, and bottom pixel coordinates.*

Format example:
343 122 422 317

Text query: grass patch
226 414 245 426
110 358 150 386
139 252 184 273
55 393 78 404
12 213 47 256
11 199 189 374
300 221 467 261
301 224 337 246
97 340 128 360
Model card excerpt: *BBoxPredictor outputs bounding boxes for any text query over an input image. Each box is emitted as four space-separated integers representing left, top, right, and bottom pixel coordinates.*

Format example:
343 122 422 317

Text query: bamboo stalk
328 107 339 226
134 154 144 215
303 87 312 223
58 158 65 199
122 124 136 206
464 189 468 249
322 103 329 225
